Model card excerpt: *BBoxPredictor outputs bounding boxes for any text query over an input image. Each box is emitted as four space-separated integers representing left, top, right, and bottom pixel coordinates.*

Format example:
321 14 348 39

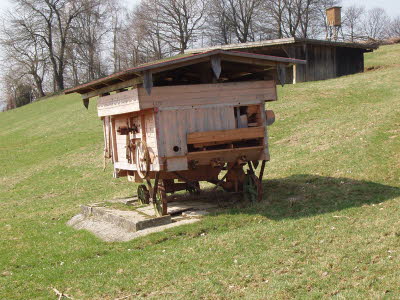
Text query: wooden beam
143 70 153 95
187 146 264 166
149 57 210 75
137 80 277 107
82 78 142 100
220 54 279 67
97 89 140 117
187 127 265 145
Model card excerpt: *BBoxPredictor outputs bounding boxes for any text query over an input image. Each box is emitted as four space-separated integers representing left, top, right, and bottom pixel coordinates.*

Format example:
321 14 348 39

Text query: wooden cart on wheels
66 50 305 216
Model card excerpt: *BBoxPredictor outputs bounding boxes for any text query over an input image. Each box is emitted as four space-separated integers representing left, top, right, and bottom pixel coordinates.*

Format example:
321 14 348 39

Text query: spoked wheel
136 140 150 179
137 184 150 205
153 184 167 217
186 181 200 195
243 173 263 202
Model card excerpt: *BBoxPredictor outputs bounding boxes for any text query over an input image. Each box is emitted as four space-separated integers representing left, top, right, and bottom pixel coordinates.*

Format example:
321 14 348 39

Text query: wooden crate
326 7 341 26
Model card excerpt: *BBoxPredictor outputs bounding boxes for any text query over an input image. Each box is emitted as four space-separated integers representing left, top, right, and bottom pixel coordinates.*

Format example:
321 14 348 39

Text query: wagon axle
137 157 265 216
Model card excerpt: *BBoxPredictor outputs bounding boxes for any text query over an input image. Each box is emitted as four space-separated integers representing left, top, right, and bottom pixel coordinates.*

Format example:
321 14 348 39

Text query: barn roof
185 38 379 54
65 49 305 95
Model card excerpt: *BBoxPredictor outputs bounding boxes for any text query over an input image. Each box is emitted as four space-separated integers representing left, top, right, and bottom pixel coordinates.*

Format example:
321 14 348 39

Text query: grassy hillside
0 44 399 299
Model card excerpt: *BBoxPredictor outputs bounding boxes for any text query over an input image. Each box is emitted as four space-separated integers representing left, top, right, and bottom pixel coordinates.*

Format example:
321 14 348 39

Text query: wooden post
111 117 118 163
293 64 297 84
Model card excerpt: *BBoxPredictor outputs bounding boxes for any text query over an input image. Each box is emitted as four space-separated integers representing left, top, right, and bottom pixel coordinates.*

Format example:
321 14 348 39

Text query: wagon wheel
186 181 200 195
243 173 262 202
153 184 167 217
137 184 150 205
135 140 150 179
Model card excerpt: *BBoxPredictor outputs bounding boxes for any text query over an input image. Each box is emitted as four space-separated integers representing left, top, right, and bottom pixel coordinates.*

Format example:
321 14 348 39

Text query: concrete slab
67 214 200 242
81 205 171 232
68 190 234 242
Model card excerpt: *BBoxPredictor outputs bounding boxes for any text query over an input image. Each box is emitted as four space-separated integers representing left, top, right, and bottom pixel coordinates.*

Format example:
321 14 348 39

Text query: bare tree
134 0 169 60
2 70 35 109
343 5 365 41
297 0 319 38
224 0 262 42
69 0 110 82
205 0 235 45
107 0 125 72
265 0 287 38
157 0 207 53
0 9 48 97
14 0 88 91
389 16 400 37
363 7 390 40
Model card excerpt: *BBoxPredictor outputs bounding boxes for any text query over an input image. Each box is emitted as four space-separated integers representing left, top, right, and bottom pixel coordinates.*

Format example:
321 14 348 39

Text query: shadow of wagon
221 174 400 220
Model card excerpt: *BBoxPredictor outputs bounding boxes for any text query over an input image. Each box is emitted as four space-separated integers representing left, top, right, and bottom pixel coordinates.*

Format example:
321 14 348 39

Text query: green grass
1 44 399 299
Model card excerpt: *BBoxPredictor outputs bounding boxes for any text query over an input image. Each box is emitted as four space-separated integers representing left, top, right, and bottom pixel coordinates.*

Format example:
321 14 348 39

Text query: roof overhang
185 38 379 54
65 49 306 96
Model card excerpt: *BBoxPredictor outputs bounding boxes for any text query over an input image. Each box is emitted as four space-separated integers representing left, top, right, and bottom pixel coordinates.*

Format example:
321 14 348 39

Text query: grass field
0 44 399 299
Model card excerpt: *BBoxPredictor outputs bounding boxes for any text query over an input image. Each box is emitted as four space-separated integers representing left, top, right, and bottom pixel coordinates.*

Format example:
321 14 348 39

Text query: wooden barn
65 49 305 215
187 38 378 84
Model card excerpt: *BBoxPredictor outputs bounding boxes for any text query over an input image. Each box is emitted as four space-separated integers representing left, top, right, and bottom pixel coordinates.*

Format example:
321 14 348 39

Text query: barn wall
304 44 337 82
336 47 365 77
247 43 367 84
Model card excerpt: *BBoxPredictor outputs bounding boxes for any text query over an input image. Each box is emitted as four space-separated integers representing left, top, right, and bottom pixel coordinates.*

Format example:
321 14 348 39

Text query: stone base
81 205 172 232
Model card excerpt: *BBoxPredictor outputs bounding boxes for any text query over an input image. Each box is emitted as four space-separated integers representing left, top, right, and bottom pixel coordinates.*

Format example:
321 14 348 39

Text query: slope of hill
0 45 399 299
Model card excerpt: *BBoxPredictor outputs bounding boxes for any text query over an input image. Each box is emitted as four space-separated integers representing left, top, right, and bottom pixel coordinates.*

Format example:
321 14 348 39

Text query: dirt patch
366 66 383 72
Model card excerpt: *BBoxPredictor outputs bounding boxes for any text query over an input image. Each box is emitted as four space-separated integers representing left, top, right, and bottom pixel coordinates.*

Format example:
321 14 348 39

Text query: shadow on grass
227 174 400 220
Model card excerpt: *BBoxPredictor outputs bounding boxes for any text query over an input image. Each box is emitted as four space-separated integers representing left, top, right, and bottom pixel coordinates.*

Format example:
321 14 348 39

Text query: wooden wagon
66 50 305 216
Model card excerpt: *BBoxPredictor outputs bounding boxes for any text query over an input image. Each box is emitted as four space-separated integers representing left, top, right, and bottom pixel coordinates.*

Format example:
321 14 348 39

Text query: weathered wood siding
291 45 365 83
97 80 277 117
336 47 364 77
257 44 366 84
112 113 160 169
157 105 237 158
114 117 129 164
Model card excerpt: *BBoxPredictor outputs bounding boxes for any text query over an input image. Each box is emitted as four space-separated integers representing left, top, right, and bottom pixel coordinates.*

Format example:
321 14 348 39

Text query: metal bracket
211 55 222 79
143 70 153 95
82 98 89 109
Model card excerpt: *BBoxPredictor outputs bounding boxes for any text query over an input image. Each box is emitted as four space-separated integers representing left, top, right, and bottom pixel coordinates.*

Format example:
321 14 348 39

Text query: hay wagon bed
66 49 305 216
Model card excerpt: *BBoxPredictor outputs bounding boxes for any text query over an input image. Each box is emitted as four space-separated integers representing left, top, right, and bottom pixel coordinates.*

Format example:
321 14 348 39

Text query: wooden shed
65 49 305 215
187 38 378 84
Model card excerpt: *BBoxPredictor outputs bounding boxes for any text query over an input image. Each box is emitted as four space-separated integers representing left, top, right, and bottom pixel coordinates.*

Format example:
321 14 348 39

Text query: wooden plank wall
115 117 129 163
284 44 365 83
144 113 160 167
157 105 237 158
304 44 337 82
336 47 364 77
138 80 276 108
97 89 140 117
112 113 159 168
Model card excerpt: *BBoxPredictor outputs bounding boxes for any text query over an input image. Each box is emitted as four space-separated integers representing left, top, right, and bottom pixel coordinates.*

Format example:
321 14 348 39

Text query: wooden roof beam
81 77 143 100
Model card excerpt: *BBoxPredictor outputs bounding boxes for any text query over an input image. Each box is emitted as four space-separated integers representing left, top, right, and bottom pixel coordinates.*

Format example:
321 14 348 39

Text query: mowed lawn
0 44 399 299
